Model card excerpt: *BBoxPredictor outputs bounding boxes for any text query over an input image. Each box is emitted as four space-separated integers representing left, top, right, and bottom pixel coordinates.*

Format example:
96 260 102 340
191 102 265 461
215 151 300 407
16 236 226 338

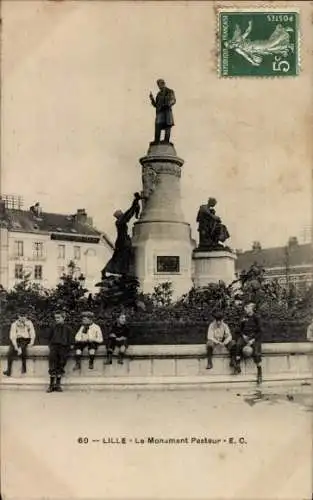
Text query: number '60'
78 437 89 444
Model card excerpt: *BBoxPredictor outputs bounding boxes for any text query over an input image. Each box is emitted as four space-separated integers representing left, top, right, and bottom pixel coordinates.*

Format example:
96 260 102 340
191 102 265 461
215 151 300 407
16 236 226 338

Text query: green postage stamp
219 11 299 77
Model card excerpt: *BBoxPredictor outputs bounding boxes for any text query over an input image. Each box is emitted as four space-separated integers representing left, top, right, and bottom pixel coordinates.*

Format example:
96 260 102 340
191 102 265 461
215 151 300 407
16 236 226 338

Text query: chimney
0 199 6 216
288 236 298 247
252 241 262 252
30 202 42 216
76 209 87 224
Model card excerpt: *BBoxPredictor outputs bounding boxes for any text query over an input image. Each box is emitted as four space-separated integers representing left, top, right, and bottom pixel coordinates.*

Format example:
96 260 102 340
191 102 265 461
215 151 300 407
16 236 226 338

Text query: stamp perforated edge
215 5 301 78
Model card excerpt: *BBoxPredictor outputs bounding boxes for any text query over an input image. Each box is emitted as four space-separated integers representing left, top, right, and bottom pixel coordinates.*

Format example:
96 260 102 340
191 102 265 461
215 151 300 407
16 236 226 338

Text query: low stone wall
1 343 312 382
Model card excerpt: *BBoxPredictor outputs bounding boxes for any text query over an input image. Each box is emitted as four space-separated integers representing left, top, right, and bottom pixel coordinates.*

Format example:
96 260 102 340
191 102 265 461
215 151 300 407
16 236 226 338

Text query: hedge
0 320 307 346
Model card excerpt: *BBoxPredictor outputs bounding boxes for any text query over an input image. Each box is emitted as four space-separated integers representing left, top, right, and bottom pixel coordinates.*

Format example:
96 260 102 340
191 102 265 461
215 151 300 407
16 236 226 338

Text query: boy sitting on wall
73 311 103 371
3 311 36 377
206 311 236 370
234 302 263 384
106 311 130 365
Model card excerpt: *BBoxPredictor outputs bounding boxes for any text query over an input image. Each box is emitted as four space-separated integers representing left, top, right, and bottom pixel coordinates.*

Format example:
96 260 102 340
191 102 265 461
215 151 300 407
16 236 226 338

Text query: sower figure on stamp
47 310 72 393
206 311 236 370
73 311 103 371
3 311 36 377
106 311 130 365
149 79 176 143
234 302 263 384
102 193 142 279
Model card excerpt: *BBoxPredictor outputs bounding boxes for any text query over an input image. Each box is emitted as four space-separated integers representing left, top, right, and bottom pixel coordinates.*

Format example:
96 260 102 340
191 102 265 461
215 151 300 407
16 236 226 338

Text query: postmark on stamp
219 11 299 77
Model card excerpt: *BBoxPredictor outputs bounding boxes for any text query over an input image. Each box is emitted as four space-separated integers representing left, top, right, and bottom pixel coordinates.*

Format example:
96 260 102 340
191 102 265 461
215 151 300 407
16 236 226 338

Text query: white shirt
10 319 36 348
75 323 103 344
207 320 232 344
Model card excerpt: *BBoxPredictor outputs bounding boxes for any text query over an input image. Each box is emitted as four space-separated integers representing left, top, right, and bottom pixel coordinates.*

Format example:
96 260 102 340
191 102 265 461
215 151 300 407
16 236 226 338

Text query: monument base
133 221 194 299
133 141 194 299
192 249 237 287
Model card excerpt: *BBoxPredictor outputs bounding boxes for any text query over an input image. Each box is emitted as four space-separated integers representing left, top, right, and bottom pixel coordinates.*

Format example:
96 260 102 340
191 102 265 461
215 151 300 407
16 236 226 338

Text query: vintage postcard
1 1 312 499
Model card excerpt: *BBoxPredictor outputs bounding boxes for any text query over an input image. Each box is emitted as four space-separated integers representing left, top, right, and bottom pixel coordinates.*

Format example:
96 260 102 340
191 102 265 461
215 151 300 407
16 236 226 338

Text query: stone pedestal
192 249 236 287
132 142 194 298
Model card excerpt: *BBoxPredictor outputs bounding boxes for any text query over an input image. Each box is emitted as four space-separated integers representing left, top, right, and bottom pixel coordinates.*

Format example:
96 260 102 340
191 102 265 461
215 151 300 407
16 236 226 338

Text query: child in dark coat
234 303 263 384
47 311 72 393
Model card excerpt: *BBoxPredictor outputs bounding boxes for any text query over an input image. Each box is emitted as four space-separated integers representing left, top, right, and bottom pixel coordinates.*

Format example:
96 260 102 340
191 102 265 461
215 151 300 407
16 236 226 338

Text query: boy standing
106 312 130 365
234 302 263 384
73 311 103 370
3 312 36 376
47 310 72 393
206 311 236 369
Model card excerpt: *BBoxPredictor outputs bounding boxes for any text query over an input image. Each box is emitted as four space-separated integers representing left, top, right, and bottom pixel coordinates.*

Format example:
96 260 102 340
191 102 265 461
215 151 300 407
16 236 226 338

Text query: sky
1 0 312 250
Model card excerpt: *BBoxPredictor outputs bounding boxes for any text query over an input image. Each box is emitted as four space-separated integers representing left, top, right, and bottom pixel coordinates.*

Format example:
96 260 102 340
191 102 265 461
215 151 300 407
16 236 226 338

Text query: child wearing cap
73 311 103 370
234 303 263 384
47 310 72 393
206 311 236 370
106 312 130 365
3 312 36 377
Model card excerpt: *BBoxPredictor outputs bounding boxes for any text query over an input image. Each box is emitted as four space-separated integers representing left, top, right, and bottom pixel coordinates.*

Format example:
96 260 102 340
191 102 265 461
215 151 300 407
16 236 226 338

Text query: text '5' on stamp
219 11 300 77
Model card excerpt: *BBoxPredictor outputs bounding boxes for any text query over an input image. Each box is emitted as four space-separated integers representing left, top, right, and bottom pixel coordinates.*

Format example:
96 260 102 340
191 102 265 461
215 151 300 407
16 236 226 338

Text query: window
74 246 81 260
157 256 180 273
58 244 65 259
15 264 23 279
33 241 44 258
14 240 24 257
34 265 42 280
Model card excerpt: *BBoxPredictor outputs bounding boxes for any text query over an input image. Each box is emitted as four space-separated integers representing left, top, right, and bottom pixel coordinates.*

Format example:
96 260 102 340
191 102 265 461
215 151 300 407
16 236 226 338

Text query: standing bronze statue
196 198 230 250
149 79 176 143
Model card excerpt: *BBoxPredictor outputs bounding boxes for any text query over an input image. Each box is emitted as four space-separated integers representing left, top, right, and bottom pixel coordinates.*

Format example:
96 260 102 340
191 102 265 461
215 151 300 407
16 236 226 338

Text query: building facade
0 199 114 292
236 238 313 291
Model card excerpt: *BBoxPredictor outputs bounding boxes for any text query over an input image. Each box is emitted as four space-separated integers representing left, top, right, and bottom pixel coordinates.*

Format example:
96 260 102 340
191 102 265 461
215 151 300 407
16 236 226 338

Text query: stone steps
1 372 312 390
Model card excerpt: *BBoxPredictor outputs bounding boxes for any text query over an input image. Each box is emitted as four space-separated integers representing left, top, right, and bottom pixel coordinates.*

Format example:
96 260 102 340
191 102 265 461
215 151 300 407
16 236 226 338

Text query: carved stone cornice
140 154 184 169
141 160 182 178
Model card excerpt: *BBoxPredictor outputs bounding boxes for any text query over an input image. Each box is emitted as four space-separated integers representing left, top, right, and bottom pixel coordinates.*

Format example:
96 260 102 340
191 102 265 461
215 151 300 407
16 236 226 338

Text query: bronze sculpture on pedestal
196 197 230 250
149 79 176 143
101 193 142 278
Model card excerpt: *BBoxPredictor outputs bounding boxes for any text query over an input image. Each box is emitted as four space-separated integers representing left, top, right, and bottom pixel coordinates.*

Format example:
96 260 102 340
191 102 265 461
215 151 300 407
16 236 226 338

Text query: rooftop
236 242 313 271
0 202 114 249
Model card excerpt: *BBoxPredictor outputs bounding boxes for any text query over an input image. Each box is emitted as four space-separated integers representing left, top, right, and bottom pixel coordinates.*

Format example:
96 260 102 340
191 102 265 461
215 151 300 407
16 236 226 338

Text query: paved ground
1 384 312 500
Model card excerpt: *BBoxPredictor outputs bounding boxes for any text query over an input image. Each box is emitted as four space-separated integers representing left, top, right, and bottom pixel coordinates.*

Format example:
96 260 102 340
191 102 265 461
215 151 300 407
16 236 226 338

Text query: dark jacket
240 314 262 342
152 87 176 128
111 322 130 339
47 323 72 346
103 197 140 276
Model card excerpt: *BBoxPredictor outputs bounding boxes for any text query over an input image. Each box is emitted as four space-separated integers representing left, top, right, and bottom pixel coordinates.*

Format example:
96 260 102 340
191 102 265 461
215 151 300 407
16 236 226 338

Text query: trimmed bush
0 264 311 345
